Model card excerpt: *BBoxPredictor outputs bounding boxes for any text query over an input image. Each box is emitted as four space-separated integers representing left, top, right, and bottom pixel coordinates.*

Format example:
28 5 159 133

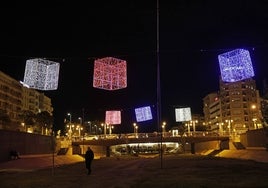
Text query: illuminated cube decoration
23 58 60 90
135 106 153 122
93 57 127 90
218 49 254 82
175 107 192 122
105 110 121 125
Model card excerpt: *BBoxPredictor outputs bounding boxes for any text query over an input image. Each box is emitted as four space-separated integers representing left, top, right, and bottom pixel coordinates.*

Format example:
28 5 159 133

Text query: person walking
85 147 94 175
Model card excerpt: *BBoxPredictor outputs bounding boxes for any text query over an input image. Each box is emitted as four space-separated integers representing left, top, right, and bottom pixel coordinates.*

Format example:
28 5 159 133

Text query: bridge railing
71 131 224 142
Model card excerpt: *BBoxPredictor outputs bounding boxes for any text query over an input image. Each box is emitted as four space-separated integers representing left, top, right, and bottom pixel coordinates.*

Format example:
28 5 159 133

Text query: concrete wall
0 130 55 162
240 129 267 148
193 141 221 154
73 144 107 159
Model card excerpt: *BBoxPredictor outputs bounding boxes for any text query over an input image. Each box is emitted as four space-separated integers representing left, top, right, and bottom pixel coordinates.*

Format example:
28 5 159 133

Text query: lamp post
185 122 190 135
133 123 138 138
191 120 198 134
67 113 72 138
76 125 83 137
218 122 224 136
133 123 137 134
225 119 233 137
78 117 82 125
251 104 257 129
162 121 166 136
135 125 138 138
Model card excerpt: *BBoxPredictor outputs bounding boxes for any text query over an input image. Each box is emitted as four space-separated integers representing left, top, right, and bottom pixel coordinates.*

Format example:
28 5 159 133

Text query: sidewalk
1 148 267 173
0 154 84 172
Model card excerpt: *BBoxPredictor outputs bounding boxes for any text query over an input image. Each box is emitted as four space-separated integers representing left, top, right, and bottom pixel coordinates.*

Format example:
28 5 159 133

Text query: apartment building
203 78 262 134
0 71 53 131
0 71 23 129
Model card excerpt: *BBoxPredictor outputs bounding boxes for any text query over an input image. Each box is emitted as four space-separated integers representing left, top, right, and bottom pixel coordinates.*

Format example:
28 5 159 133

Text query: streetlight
67 113 72 124
133 123 138 137
252 118 257 129
251 104 257 129
133 123 137 134
225 119 233 136
76 125 83 137
185 122 190 135
191 120 198 134
67 113 72 138
218 122 224 136
162 121 166 136
78 117 82 126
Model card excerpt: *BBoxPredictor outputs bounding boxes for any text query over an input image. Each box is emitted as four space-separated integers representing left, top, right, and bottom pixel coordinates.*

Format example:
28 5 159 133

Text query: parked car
83 135 98 140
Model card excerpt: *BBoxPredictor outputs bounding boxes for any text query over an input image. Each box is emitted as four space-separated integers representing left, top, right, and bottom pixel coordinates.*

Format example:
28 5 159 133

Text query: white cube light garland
93 57 127 90
175 107 192 122
23 58 60 90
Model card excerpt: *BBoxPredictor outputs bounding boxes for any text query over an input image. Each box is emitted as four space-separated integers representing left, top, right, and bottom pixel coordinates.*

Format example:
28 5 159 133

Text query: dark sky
1 1 268 133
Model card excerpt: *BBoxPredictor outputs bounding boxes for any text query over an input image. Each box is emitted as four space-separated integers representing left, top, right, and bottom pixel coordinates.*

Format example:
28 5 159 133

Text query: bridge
71 132 230 157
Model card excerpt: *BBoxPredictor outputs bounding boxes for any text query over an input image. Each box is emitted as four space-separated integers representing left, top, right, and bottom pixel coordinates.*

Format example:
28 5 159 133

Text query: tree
36 111 53 135
0 109 11 129
19 110 35 125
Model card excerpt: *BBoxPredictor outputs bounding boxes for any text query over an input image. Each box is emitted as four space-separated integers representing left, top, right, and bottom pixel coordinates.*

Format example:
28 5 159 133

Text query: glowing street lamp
162 121 166 133
78 117 82 125
133 123 138 137
225 119 233 135
133 123 137 133
185 122 191 135
76 125 83 137
191 120 198 133
252 118 257 129
67 113 72 124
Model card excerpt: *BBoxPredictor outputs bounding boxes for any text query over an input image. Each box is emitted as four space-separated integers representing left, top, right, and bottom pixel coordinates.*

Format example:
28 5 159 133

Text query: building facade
0 71 53 131
203 78 262 135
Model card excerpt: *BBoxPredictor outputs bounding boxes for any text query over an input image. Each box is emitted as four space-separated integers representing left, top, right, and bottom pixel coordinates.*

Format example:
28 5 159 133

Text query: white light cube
93 57 127 90
23 58 60 90
175 107 192 122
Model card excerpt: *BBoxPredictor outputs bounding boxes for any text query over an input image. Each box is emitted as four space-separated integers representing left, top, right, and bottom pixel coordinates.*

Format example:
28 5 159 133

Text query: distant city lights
23 58 60 90
135 106 153 122
218 49 254 82
93 57 127 90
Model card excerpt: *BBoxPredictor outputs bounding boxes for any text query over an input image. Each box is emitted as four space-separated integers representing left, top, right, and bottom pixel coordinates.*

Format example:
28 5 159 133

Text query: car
83 135 98 140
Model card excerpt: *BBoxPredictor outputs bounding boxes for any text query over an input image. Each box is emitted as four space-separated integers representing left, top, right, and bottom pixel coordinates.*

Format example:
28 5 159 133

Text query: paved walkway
0 148 267 172
216 147 268 163
0 154 84 172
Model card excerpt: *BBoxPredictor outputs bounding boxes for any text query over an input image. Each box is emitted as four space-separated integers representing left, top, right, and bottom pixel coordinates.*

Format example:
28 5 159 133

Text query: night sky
1 1 268 133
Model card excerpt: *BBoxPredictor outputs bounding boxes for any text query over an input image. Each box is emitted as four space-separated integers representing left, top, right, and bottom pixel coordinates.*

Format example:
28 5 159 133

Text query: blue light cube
218 49 254 82
135 106 153 122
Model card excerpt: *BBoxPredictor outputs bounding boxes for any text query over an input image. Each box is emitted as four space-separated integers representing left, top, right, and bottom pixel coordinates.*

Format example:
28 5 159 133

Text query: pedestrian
85 147 94 175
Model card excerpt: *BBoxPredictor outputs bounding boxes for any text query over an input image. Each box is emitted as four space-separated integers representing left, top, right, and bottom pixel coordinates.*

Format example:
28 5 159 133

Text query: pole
156 0 163 169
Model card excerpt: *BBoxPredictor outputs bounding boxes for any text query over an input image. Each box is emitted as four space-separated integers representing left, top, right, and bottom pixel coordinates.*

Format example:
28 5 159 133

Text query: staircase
232 142 246 150
57 148 69 155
